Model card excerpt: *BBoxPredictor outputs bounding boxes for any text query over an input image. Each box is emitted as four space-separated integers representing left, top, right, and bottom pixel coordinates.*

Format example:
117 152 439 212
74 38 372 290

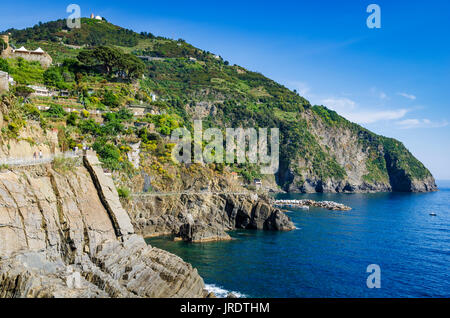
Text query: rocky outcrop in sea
274 199 352 211
128 193 296 243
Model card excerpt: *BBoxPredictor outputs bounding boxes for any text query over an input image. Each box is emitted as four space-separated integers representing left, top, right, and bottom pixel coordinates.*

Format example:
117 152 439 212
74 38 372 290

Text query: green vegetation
311 105 432 182
92 140 132 172
0 58 9 72
0 18 433 190
117 186 131 199
6 58 44 85
0 96 40 138
363 154 389 183
381 137 431 180
12 85 34 99
77 46 145 80
52 156 80 173
44 104 67 118
0 38 6 54
5 18 147 47
43 65 73 89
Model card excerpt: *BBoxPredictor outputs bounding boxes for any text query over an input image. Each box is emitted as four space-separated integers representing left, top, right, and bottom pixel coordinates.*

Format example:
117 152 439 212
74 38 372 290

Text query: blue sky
1 0 449 179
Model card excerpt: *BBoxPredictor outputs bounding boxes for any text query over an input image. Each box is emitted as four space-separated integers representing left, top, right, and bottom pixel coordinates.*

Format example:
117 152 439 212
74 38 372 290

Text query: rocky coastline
129 193 296 243
0 151 296 297
274 199 352 211
0 153 206 297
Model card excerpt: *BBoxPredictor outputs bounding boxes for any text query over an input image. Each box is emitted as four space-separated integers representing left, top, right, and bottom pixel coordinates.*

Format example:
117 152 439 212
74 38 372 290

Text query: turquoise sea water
146 182 450 298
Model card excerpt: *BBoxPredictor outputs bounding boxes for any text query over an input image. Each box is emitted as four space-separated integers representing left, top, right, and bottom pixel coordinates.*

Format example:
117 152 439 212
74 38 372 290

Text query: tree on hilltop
77 46 145 80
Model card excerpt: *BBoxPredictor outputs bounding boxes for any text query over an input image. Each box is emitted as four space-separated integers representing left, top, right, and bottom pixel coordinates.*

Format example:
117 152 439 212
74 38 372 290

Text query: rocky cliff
276 107 437 193
128 193 295 242
0 154 205 297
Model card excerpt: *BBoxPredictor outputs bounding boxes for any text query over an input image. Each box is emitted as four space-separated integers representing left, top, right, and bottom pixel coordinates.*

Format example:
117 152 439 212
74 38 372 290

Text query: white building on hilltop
90 13 103 20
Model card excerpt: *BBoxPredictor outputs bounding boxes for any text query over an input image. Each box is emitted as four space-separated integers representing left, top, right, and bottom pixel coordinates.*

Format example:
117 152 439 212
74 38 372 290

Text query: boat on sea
429 212 437 216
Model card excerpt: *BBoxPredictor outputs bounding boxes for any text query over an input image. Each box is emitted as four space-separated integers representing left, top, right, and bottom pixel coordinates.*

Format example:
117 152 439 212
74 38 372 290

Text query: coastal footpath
0 150 296 297
0 153 205 297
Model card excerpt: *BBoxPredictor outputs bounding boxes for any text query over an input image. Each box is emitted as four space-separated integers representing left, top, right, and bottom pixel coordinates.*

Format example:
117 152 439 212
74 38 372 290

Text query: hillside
0 18 437 193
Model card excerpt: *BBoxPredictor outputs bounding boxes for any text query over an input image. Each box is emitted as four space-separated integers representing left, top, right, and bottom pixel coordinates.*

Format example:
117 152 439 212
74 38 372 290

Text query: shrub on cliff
0 38 6 54
102 89 120 108
53 156 80 173
66 112 78 126
43 66 72 89
12 85 34 99
44 104 67 118
0 58 9 73
93 140 121 168
117 186 131 200
7 58 44 85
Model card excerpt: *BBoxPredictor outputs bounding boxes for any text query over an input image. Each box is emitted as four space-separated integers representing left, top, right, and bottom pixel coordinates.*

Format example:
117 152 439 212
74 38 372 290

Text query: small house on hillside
254 178 262 189
1 35 52 68
128 105 147 116
27 85 55 97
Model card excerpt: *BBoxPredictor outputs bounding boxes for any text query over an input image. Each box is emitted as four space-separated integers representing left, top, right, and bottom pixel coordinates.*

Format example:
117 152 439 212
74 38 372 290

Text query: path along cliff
0 151 205 297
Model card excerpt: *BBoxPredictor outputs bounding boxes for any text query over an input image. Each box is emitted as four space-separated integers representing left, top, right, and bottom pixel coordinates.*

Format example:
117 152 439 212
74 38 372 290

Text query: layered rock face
280 109 437 193
128 193 295 242
0 155 205 298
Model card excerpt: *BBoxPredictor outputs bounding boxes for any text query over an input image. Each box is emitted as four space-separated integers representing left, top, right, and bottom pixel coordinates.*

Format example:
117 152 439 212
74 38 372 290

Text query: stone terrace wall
8 51 52 68
0 72 8 92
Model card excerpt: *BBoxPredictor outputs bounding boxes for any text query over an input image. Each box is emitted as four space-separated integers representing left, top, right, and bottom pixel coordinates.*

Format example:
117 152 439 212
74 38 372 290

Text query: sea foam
204 283 246 298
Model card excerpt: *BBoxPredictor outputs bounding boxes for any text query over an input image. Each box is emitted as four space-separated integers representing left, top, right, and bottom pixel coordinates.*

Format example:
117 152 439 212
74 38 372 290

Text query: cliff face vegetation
278 107 437 193
1 19 437 194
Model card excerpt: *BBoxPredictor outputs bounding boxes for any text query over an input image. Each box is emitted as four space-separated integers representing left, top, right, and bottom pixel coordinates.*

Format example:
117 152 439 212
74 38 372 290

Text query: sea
145 180 450 298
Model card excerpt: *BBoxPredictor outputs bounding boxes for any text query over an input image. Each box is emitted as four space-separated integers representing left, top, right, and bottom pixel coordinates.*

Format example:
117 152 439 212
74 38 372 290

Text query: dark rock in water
130 193 295 243
227 292 238 298
179 219 232 243
225 194 296 231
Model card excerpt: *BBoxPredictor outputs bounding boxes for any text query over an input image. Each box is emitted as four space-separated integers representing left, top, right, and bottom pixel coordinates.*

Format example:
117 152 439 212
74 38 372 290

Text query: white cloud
397 92 417 100
370 87 389 100
345 109 408 124
379 92 388 100
289 81 311 97
320 97 408 124
396 118 448 129
321 98 356 111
